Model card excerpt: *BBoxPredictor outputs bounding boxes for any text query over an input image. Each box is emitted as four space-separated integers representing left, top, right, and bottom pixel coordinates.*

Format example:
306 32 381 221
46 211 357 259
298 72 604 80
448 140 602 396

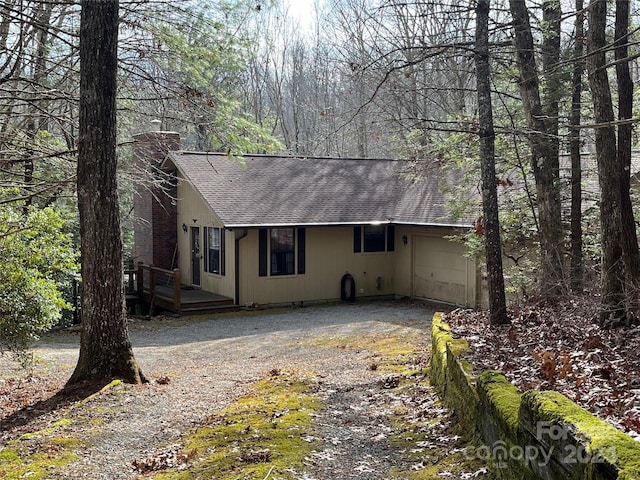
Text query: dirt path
1 301 492 479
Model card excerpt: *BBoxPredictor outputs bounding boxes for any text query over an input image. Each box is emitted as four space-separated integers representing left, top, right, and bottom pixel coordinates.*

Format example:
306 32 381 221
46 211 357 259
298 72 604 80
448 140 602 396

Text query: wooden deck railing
126 263 182 312
125 262 235 316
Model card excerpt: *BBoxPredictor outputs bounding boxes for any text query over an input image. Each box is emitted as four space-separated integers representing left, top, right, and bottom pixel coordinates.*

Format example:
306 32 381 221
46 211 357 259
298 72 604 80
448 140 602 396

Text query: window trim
363 225 386 252
258 227 306 277
270 227 296 276
353 225 395 253
203 226 225 276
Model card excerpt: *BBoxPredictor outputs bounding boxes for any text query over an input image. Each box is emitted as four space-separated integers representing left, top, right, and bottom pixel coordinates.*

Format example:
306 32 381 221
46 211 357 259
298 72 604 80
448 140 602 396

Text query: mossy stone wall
430 313 478 436
430 315 640 480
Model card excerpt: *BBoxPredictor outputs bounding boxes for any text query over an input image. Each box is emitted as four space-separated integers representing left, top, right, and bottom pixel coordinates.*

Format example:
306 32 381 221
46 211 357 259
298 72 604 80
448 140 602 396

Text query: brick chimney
132 131 180 270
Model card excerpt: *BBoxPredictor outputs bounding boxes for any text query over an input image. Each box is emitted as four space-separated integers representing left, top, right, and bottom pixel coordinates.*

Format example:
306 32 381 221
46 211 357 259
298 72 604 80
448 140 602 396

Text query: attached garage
412 235 474 306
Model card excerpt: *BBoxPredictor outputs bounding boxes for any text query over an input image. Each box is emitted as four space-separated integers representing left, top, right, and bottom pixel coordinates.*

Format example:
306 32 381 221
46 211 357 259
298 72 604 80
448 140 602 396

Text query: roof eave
391 220 473 229
223 220 473 229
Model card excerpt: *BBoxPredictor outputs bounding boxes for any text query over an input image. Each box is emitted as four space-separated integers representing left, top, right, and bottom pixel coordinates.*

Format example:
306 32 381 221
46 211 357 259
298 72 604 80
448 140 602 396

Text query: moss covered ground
0 435 83 479
2 308 498 479
150 369 321 479
0 381 123 479
148 322 494 479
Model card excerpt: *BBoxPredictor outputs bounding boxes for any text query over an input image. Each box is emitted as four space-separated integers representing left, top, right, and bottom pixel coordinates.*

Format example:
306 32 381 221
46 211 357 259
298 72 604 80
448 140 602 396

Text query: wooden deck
126 264 236 316
147 285 235 315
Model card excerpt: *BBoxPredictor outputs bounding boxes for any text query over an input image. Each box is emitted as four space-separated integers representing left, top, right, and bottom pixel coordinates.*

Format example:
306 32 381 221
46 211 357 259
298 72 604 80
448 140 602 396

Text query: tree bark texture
475 0 508 325
68 0 146 384
570 0 584 292
586 0 626 326
615 0 640 303
541 0 561 178
508 0 564 298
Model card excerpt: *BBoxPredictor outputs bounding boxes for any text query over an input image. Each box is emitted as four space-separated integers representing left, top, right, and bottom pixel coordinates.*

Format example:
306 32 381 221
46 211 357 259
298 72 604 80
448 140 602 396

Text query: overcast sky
284 0 322 27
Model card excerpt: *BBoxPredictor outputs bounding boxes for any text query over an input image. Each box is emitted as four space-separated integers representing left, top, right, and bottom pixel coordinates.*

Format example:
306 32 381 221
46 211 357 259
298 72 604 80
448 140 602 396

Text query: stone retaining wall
430 313 640 480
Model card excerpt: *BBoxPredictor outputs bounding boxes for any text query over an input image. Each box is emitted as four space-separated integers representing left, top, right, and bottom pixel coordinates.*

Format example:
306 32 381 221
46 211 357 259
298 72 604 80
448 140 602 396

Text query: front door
191 226 201 287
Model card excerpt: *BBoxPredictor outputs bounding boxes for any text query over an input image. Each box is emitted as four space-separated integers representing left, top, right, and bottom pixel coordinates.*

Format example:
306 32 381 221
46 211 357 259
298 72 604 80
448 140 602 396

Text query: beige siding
238 226 396 306
175 175 235 299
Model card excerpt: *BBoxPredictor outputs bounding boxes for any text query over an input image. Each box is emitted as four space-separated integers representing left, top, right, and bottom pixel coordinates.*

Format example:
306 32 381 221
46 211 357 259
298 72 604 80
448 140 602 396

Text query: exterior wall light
402 235 408 246
182 223 188 233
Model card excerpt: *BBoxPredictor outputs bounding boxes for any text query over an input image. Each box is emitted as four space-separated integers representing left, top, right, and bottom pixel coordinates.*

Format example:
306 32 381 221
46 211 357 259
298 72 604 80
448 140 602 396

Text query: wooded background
1 0 640 358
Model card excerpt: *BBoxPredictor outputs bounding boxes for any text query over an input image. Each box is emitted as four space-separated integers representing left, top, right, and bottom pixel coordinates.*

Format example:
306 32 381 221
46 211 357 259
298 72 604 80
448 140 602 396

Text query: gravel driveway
1 300 490 479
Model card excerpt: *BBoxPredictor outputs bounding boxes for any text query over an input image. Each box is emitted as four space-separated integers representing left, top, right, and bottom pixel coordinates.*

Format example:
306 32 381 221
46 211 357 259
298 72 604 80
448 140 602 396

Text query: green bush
0 205 78 361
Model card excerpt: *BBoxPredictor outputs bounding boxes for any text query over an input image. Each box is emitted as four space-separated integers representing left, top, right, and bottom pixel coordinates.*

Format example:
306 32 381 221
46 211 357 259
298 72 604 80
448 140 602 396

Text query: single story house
132 132 482 309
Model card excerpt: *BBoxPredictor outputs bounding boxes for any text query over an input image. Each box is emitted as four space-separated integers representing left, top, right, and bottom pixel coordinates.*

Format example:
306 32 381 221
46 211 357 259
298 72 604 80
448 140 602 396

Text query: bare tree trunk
615 0 640 308
541 0 561 179
586 0 626 327
570 0 584 292
475 0 508 325
68 0 146 384
508 0 564 298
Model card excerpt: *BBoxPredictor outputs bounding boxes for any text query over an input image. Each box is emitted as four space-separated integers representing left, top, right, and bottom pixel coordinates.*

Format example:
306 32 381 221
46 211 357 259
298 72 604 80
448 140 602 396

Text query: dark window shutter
259 229 268 276
387 225 395 252
203 227 210 273
220 229 226 276
297 228 306 274
353 227 361 253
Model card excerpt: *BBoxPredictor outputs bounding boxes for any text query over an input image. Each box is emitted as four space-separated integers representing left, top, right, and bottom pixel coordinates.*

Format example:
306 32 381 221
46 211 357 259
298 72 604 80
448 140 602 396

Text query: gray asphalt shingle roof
166 151 470 228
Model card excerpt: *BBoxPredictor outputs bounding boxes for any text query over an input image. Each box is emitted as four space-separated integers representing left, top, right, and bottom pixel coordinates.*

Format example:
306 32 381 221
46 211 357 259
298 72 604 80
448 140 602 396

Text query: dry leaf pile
0 374 87 444
132 443 195 474
444 298 640 441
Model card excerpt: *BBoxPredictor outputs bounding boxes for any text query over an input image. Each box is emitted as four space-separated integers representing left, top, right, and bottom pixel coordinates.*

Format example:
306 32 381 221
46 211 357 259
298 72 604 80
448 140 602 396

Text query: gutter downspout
234 229 248 306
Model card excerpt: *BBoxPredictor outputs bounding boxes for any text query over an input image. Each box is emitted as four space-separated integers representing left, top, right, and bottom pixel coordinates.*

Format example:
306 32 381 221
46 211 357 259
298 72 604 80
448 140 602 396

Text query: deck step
176 300 235 309
178 304 241 315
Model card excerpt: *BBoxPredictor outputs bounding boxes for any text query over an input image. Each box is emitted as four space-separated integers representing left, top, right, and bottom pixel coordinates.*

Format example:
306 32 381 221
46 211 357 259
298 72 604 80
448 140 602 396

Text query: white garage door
413 236 468 305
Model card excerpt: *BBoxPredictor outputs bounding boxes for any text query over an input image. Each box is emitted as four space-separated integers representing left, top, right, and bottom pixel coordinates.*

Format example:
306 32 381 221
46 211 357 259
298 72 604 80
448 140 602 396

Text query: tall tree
541 0 561 175
569 0 584 291
614 0 640 304
586 0 626 326
68 0 146 384
475 0 508 325
508 0 564 298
